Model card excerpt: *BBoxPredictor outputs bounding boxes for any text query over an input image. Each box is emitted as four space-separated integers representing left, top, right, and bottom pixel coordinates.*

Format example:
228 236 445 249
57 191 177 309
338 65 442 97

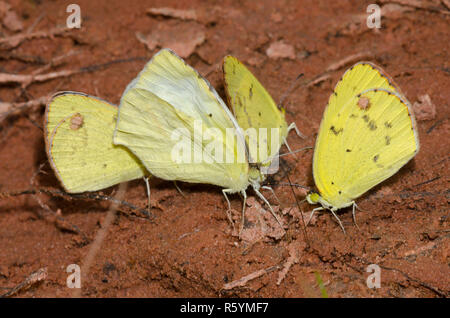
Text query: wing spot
103 164 107 168
338 190 342 195
346 149 351 152
384 121 393 128
350 114 358 118
362 114 369 123
357 96 371 110
330 125 343 135
258 112 262 116
249 84 253 99
70 113 84 130
368 120 377 130
373 154 379 162
385 135 391 145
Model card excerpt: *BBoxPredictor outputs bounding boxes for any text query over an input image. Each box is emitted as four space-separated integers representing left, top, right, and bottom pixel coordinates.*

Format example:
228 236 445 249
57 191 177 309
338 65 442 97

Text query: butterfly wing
313 63 419 208
223 55 288 166
114 49 250 192
45 92 147 193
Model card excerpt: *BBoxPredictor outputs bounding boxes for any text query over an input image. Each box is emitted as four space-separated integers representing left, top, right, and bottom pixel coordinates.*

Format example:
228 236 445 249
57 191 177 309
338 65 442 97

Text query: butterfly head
248 165 265 190
306 191 321 204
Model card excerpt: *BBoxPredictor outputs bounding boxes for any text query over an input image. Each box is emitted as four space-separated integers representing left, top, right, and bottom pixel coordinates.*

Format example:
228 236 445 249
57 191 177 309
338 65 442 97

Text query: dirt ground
0 0 449 298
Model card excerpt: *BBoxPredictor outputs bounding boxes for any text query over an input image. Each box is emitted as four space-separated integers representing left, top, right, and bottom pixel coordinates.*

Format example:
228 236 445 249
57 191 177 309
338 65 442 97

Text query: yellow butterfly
113 49 284 229
45 92 148 193
306 62 420 231
222 55 303 172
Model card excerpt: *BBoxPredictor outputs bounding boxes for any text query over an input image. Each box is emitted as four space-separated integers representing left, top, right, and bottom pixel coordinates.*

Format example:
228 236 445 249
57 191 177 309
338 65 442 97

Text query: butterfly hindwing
45 93 147 193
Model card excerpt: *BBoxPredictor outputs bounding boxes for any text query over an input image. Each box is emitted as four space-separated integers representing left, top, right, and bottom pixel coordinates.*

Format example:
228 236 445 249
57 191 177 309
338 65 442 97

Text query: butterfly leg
222 188 235 231
284 138 293 153
351 201 360 230
143 176 151 212
329 208 346 234
287 122 306 139
239 190 248 236
253 187 284 228
307 207 324 226
261 185 281 205
173 181 186 198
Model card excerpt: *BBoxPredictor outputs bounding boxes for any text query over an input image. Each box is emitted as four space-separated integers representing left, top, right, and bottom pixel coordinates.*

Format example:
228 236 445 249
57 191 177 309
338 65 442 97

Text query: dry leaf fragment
266 41 295 60
136 22 205 58
147 7 197 21
3 9 23 32
413 94 436 121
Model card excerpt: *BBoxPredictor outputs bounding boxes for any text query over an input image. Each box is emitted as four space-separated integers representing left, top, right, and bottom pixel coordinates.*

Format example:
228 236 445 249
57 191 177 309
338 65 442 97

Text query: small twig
0 52 45 64
413 176 441 187
31 50 79 76
29 164 89 241
380 0 450 16
72 183 127 297
79 56 148 73
0 69 81 87
306 73 332 87
426 117 446 134
0 56 146 123
277 241 305 285
222 265 279 290
0 188 155 219
326 52 374 73
278 73 304 109
26 12 46 34
0 27 69 50
304 52 374 88
0 96 49 123
0 56 148 87
351 254 449 297
0 268 47 298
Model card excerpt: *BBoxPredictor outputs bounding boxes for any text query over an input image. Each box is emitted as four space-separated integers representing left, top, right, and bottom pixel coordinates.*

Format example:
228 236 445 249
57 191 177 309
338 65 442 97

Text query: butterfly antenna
279 146 313 158
280 163 310 246
278 73 304 109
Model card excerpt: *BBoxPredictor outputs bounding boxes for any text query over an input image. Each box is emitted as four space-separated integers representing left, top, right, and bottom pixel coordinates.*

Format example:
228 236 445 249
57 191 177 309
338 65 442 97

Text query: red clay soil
0 0 448 297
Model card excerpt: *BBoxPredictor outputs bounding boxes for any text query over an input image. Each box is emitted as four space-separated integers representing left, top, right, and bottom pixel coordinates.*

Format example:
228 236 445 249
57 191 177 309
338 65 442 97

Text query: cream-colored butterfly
113 49 283 228
306 62 420 231
45 92 149 194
